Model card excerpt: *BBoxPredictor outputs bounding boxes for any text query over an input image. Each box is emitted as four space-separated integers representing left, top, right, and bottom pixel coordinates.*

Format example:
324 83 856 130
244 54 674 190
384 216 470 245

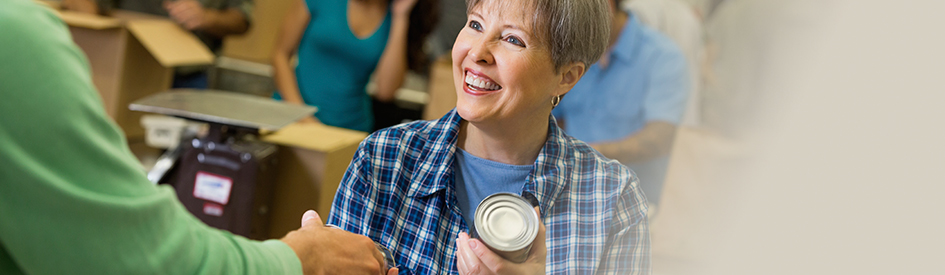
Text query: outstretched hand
281 210 397 275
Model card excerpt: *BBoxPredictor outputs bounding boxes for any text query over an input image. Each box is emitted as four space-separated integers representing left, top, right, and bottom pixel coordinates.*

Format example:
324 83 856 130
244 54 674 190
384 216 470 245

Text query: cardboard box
423 55 458 120
260 122 368 239
59 10 215 139
221 0 294 64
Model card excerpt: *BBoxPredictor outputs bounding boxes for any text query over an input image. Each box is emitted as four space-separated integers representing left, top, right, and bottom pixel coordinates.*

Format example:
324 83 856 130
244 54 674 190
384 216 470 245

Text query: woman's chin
455 106 490 124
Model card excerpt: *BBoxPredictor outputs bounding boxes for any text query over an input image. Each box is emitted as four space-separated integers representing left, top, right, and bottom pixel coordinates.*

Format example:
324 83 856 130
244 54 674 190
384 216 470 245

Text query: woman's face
451 0 566 125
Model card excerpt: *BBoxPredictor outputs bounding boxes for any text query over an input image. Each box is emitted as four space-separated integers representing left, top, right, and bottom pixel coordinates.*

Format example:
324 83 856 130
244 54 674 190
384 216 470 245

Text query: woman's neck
457 116 550 166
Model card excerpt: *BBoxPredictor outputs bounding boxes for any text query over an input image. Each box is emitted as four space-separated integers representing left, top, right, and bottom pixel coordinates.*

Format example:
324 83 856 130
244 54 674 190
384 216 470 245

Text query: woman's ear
557 62 587 92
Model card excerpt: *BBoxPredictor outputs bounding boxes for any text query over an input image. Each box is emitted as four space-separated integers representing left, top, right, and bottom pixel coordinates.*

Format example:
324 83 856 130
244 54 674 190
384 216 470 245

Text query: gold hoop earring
551 94 562 108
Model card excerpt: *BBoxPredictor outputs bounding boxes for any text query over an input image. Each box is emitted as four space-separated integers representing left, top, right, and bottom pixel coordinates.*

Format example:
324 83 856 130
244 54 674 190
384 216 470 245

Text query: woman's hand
164 0 208 30
455 207 546 275
391 0 418 19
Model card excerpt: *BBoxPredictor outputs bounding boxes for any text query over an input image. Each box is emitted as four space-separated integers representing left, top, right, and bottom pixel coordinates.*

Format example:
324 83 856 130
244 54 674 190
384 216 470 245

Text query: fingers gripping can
473 192 540 263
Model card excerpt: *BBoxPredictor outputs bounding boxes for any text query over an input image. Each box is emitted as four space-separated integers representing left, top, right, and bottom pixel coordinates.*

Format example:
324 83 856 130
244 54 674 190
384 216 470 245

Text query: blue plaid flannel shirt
327 110 651 274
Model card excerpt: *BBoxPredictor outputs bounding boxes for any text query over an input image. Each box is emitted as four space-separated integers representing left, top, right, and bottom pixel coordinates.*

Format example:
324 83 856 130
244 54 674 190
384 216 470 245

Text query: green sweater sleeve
0 1 302 274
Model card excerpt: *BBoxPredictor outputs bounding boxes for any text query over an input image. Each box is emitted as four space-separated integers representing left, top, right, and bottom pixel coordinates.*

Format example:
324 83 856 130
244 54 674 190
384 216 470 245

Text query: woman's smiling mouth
464 69 502 92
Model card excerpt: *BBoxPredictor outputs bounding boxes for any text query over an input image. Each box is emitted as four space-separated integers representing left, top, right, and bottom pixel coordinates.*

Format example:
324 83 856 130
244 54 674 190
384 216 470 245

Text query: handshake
282 210 399 275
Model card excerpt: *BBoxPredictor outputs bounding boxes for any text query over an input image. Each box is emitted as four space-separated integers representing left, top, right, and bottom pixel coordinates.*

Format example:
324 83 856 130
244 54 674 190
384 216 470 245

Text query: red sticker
203 202 224 217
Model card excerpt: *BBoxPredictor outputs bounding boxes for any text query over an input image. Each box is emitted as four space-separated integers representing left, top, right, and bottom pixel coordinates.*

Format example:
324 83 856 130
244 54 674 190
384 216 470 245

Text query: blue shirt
552 13 689 143
453 148 531 235
273 0 391 132
327 109 651 274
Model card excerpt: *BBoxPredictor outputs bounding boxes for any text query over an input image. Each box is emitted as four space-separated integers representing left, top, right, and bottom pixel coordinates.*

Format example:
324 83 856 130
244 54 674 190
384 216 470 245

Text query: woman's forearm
372 16 411 102
593 121 677 164
200 8 250 37
272 52 306 105
270 0 310 106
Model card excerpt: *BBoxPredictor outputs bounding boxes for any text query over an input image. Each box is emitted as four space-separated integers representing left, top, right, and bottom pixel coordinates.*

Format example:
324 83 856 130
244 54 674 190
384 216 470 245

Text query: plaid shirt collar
405 109 571 216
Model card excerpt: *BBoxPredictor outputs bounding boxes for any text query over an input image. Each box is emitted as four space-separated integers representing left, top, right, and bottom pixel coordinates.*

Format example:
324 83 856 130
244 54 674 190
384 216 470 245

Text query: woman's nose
468 37 495 65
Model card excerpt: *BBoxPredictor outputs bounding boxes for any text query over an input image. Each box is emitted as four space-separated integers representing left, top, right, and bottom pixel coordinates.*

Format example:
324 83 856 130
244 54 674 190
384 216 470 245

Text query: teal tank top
275 0 391 132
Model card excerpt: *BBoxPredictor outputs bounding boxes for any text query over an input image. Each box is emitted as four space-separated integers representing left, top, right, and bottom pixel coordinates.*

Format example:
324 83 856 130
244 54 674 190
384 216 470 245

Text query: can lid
474 193 540 252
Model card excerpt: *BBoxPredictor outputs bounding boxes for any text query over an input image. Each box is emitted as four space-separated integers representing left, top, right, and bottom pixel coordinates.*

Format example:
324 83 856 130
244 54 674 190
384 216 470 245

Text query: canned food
374 242 397 271
473 192 540 263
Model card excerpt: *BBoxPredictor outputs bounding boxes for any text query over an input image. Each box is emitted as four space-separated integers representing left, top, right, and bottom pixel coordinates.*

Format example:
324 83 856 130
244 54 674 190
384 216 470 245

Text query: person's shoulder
630 25 687 80
637 24 686 62
0 0 90 103
1 0 65 36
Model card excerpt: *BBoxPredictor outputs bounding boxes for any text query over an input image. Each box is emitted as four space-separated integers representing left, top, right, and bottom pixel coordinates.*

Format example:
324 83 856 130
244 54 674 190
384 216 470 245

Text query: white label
193 172 233 205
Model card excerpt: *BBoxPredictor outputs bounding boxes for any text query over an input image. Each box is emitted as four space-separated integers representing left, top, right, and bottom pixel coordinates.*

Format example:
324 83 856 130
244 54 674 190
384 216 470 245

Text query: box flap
125 20 215 67
262 123 368 152
58 10 121 30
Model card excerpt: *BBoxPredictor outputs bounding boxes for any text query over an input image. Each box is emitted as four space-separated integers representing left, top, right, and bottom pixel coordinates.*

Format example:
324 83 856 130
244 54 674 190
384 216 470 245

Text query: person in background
0 1 394 274
61 0 253 88
327 0 650 273
552 0 690 211
271 0 437 132
625 0 705 127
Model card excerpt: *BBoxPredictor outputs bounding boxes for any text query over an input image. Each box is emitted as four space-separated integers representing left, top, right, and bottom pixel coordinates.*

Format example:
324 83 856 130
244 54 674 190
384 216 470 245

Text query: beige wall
651 1 945 274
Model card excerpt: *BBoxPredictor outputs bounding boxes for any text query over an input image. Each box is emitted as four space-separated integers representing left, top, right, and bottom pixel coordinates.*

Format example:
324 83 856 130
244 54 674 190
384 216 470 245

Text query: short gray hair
465 0 612 72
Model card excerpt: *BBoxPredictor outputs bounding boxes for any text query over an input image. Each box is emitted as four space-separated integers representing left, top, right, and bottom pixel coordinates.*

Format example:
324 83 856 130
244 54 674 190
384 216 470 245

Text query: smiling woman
450 0 609 161
327 0 651 274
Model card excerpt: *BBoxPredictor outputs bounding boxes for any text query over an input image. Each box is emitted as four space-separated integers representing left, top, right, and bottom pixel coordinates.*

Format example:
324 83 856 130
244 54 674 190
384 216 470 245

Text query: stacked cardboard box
261 122 367 238
59 9 214 139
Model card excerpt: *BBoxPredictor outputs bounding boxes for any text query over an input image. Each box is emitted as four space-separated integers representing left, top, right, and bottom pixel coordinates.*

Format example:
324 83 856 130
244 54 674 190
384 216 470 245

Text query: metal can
473 192 540 263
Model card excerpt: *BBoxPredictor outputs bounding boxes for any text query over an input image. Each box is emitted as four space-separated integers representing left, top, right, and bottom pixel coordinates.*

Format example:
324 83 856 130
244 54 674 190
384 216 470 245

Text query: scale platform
130 89 316 184
129 89 316 131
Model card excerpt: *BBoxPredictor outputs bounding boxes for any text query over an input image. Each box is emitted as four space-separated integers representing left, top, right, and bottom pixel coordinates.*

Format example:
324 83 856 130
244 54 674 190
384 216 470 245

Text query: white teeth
464 73 501 90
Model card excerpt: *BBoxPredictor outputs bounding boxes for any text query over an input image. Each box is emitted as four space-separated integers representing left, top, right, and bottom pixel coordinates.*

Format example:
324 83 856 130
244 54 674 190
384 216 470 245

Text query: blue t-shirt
453 149 532 234
274 0 391 132
552 13 689 143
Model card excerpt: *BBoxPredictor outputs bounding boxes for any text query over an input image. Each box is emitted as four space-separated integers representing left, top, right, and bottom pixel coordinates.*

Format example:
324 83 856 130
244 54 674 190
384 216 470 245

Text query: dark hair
407 0 440 73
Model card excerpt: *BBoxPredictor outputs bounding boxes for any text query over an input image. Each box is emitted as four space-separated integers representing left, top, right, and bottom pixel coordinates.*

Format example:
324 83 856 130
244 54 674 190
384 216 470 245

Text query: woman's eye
468 20 482 31
505 36 526 47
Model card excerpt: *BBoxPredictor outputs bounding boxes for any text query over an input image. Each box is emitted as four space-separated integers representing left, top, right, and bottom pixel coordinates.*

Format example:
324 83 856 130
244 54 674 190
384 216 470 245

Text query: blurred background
45 0 945 273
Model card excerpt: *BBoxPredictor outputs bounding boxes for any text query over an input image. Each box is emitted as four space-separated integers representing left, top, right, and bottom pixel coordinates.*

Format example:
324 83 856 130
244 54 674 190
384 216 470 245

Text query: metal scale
130 89 316 239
